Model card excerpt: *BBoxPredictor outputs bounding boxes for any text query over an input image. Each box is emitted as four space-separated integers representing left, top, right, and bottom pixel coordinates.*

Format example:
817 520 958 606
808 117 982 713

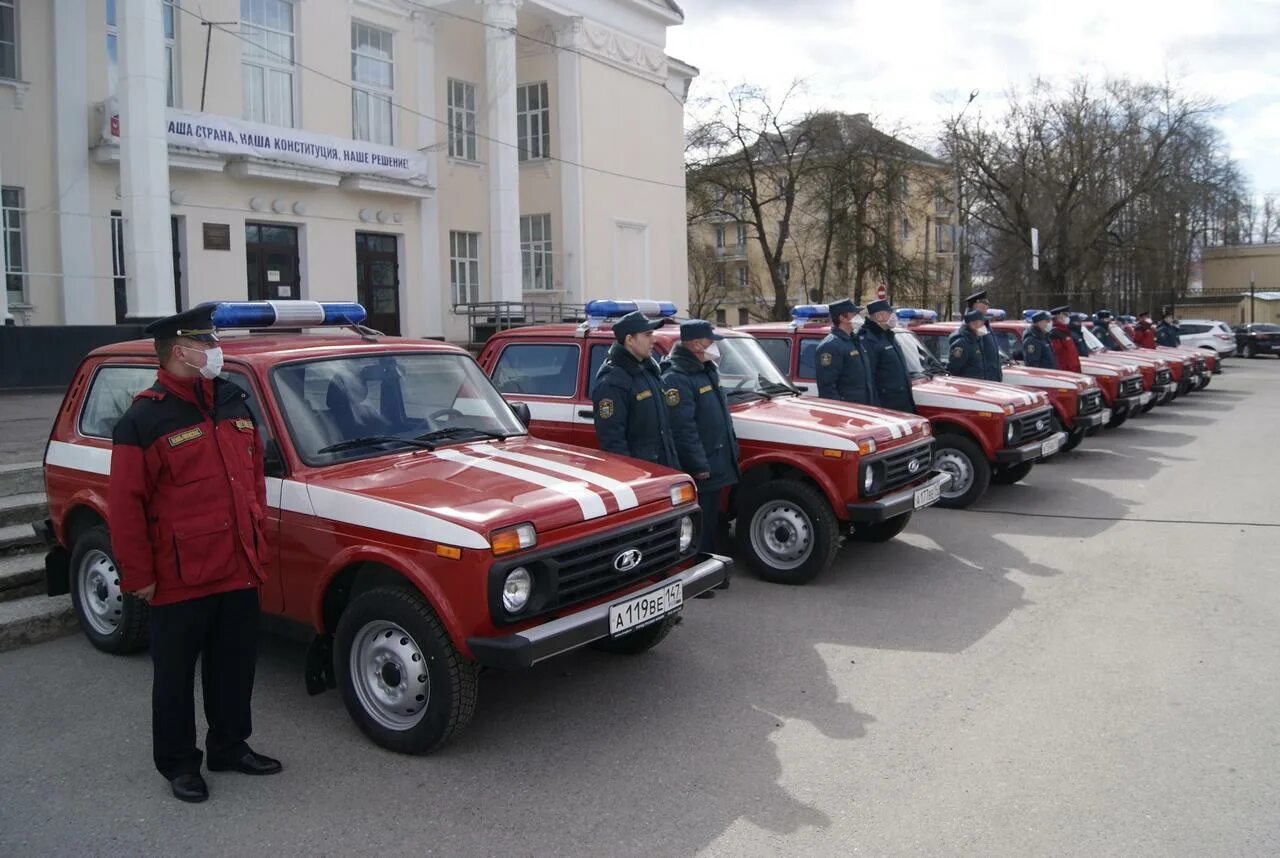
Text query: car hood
293 437 686 547
733 395 930 448
913 375 1049 413
1079 357 1140 377
1001 365 1095 392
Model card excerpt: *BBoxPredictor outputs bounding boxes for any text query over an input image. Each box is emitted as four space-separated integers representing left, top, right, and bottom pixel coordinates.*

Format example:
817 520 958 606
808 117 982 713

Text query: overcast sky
667 0 1280 195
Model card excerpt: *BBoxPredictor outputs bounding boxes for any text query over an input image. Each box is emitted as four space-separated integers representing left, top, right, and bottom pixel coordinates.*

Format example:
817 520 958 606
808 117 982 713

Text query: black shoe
208 750 282 776
170 772 209 803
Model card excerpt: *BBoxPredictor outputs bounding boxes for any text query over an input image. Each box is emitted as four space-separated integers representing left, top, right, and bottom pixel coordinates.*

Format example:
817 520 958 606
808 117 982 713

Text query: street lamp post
950 90 978 319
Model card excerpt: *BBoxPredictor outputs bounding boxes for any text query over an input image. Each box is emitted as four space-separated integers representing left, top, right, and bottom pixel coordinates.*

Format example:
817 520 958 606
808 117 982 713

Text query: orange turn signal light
823 449 844 459
670 482 696 506
435 545 462 560
491 523 537 556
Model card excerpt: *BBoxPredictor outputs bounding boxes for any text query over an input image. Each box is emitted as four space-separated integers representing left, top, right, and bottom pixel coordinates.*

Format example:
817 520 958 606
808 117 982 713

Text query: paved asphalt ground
2 361 1278 857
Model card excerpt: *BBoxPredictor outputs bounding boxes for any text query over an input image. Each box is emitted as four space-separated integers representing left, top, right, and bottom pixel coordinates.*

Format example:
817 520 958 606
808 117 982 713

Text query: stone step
0 523 42 555
0 462 44 497
0 491 48 528
0 552 45 603
0 594 78 653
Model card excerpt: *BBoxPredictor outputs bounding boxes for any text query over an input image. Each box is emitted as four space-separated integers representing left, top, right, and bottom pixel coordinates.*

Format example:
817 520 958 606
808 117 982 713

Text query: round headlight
863 467 876 493
678 516 694 552
502 567 533 613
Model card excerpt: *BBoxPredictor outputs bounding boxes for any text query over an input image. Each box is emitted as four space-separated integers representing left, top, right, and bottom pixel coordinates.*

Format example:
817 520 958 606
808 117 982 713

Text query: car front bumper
845 470 952 523
466 553 731 670
995 430 1069 464
1072 410 1109 430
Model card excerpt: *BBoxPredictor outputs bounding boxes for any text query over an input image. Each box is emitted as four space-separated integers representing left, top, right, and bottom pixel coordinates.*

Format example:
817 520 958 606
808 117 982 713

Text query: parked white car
1176 319 1236 357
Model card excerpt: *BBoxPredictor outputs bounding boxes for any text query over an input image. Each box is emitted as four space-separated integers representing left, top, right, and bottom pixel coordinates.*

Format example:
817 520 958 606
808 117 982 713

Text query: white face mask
186 345 224 379
850 316 865 333
704 343 721 362
977 326 989 337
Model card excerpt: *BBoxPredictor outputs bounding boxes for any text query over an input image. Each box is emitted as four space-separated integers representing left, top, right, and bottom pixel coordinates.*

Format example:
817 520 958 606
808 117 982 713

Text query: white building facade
0 0 695 341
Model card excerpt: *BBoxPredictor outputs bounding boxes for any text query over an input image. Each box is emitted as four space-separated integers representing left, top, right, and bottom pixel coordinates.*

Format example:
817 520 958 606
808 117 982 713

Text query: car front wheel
735 480 838 585
69 525 149 654
933 433 991 509
335 586 478 755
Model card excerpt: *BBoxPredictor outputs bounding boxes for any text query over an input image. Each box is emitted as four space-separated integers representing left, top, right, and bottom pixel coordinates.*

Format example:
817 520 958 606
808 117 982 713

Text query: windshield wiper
416 426 509 444
316 435 437 454
759 379 798 397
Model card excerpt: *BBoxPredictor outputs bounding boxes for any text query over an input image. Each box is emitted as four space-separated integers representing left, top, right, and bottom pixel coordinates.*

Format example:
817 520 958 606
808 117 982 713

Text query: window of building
737 267 748 288
933 184 947 212
714 224 724 247
0 0 17 79
351 22 393 144
2 187 23 306
241 0 295 127
79 366 160 438
714 268 724 290
935 223 954 253
516 81 549 161
737 307 749 326
520 214 553 291
715 308 727 325
449 230 480 305
447 78 477 161
736 222 747 247
107 0 178 106
491 344 580 397
899 174 909 198
901 217 910 241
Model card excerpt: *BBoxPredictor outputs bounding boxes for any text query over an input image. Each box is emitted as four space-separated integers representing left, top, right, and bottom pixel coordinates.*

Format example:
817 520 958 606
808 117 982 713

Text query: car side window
797 339 819 380
1180 323 1209 334
756 337 791 374
223 370 283 476
587 344 610 396
491 344 581 397
78 365 158 438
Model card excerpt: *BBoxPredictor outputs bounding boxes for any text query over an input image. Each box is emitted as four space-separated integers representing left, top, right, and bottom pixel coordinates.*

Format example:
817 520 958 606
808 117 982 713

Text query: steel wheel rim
935 448 975 497
78 550 123 636
749 500 814 571
350 621 430 731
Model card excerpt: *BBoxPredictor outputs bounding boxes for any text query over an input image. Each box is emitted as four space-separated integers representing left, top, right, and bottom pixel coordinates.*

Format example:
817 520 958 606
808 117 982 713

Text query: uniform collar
607 342 658 375
829 325 853 341
157 368 215 407
669 343 710 372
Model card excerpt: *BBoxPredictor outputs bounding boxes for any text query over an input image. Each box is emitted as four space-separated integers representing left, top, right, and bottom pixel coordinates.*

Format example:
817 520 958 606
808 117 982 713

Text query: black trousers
149 587 259 779
698 487 721 554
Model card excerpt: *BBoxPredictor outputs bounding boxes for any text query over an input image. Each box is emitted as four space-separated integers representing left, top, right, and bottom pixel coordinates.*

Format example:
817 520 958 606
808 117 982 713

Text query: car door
488 341 581 445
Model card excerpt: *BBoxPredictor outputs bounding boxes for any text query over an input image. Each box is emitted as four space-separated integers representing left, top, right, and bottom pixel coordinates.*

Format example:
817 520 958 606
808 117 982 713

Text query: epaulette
135 386 166 402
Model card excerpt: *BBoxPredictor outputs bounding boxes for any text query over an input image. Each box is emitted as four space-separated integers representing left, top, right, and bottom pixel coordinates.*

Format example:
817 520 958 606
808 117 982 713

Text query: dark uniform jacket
860 323 917 413
1022 327 1059 369
814 326 874 405
660 344 740 492
108 370 268 607
1096 323 1122 350
1156 321 1181 347
1069 322 1090 357
593 343 680 469
947 327 988 380
1050 321 1082 373
977 322 1003 381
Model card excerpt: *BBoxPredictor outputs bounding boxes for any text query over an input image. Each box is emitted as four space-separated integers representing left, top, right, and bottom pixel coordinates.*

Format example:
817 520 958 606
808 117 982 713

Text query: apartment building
0 0 695 341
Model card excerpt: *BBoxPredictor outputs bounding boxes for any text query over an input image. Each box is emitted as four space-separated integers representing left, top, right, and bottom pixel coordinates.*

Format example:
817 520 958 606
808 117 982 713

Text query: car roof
89 333 471 366
486 321 749 345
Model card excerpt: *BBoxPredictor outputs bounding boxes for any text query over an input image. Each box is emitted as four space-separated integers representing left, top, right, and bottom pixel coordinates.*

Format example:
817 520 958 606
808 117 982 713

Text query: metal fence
453 301 586 346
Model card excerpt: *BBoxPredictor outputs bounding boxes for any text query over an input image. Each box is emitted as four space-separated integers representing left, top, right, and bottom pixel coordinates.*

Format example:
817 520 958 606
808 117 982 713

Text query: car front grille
1010 408 1055 445
1120 376 1144 398
1155 368 1172 386
1077 390 1103 416
872 439 935 494
1194 357 1206 373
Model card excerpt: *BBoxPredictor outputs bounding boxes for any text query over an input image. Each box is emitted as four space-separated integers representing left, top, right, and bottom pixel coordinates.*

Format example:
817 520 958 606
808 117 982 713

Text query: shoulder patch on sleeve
819 352 834 367
664 388 680 406
597 399 615 419
167 427 204 447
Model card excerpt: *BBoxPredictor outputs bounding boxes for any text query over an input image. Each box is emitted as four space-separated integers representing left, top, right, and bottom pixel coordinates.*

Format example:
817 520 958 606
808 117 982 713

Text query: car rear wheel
1243 343 1257 359
335 586 478 755
991 461 1034 485
1053 416 1087 452
735 480 838 585
848 512 912 543
69 525 148 654
1107 408 1129 429
932 433 990 509
591 615 676 655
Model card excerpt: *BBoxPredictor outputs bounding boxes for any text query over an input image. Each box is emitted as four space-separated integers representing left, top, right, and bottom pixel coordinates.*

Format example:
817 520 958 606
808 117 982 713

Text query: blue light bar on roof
1021 309 1045 321
790 304 830 320
584 299 678 319
1119 314 1136 324
210 300 367 329
894 308 938 322
985 308 1008 321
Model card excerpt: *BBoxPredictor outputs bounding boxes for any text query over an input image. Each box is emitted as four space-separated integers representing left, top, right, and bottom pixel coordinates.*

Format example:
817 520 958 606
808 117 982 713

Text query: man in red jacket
1048 305 1082 373
109 304 280 803
1132 311 1157 349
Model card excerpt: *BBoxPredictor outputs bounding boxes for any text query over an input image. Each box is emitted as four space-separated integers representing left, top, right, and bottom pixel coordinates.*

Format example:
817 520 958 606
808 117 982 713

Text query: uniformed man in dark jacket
860 299 917 413
1094 309 1122 350
109 305 281 804
947 309 989 379
1156 309 1182 347
814 298 874 404
1069 312 1091 357
661 320 740 554
964 289 1003 381
1023 310 1059 368
593 310 679 469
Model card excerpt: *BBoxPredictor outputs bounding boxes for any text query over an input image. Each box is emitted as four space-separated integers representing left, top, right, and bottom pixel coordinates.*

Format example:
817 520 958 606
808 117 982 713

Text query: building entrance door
355 232 400 335
246 223 300 301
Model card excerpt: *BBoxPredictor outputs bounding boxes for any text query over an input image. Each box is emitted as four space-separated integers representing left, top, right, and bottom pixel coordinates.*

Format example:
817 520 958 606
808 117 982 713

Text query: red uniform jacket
1049 321 1082 373
1132 322 1156 349
108 370 268 606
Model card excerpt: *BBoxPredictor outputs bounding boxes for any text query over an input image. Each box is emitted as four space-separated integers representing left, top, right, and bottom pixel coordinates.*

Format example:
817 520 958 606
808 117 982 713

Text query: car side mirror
263 438 286 478
510 402 531 426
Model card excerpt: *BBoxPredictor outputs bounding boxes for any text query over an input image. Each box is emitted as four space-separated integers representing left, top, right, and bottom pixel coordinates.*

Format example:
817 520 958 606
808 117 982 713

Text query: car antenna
343 315 383 342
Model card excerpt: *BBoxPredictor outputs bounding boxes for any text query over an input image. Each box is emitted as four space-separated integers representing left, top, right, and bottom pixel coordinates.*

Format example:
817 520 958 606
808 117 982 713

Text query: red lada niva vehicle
476 300 949 586
739 306 1065 509
40 301 728 754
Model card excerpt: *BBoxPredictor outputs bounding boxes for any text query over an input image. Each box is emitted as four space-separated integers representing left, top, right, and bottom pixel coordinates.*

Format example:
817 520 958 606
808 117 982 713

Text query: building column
482 0 522 305
413 12 443 338
555 18 585 306
53 0 99 323
119 0 174 320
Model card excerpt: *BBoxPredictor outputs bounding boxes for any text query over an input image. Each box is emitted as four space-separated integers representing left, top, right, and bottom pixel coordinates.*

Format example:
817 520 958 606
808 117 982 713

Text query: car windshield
716 336 801 398
1254 324 1280 333
888 329 934 378
272 352 526 465
1109 323 1138 349
1081 326 1108 352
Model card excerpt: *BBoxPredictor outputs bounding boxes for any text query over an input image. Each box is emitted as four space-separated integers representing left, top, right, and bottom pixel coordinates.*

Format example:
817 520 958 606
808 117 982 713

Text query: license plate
914 482 941 509
609 582 683 637
1041 435 1062 457
1099 409 1111 423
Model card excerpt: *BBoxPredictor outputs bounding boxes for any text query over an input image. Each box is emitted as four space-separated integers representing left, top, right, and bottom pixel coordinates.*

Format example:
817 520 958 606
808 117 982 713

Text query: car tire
335 585 478 755
932 433 991 509
591 615 676 655
1244 343 1257 359
1055 417 1087 452
848 511 912 543
69 525 149 654
990 461 1034 485
1107 408 1129 429
735 480 838 586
